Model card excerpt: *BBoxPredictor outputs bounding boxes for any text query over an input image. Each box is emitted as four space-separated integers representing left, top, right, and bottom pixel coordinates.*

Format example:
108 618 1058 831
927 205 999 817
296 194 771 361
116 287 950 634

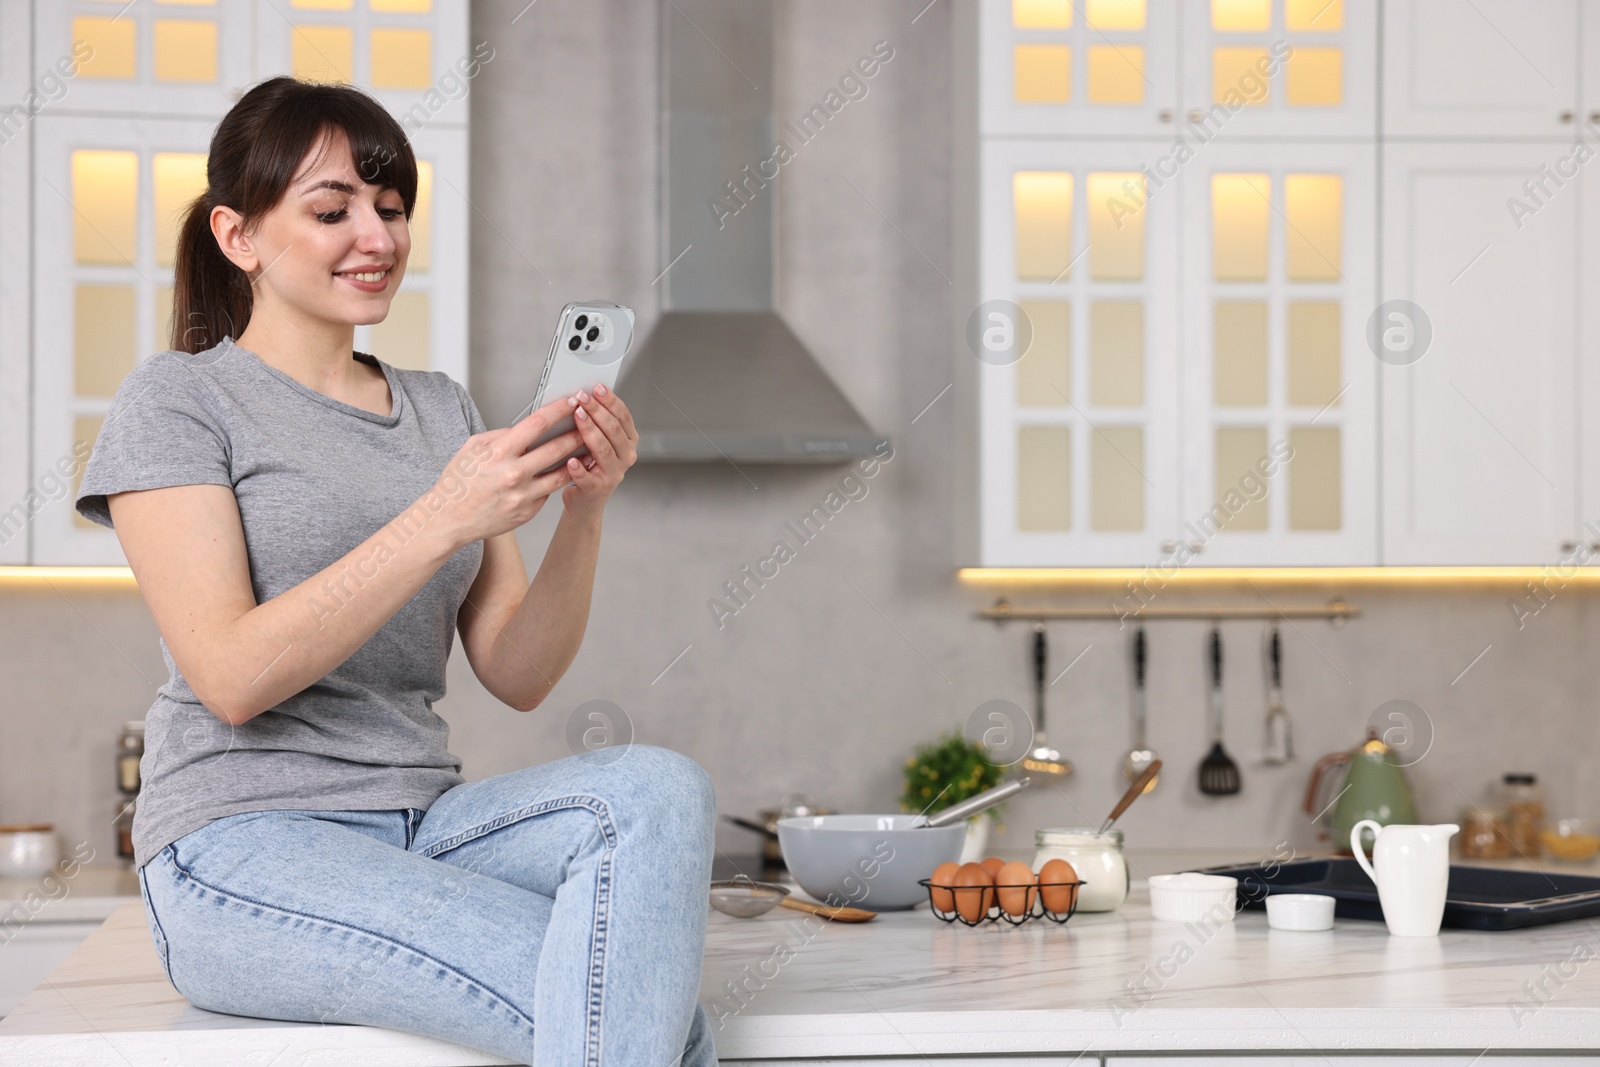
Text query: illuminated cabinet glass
974 0 1377 567
23 0 469 566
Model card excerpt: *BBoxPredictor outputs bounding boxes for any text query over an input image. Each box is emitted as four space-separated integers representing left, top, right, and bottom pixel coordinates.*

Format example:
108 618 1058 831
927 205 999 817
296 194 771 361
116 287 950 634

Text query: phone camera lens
574 314 588 330
568 335 581 351
586 326 600 341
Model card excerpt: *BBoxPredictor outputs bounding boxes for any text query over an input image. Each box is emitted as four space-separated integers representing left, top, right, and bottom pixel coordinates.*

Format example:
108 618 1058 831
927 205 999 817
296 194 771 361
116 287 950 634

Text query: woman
72 76 718 1066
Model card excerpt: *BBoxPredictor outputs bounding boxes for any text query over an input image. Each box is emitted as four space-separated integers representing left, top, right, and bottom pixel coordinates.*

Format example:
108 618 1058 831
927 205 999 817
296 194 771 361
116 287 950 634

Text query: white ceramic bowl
1148 872 1238 923
776 814 967 912
1265 892 1336 931
0 828 60 880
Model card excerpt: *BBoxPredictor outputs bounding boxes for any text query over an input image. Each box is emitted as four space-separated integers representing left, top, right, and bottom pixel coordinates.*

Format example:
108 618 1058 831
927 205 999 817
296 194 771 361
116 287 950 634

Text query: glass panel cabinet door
35 0 254 117
253 0 471 122
980 140 1180 566
980 0 1180 137
1384 0 1579 138
1180 0 1376 139
32 115 214 566
1383 143 1577 565
1180 142 1377 565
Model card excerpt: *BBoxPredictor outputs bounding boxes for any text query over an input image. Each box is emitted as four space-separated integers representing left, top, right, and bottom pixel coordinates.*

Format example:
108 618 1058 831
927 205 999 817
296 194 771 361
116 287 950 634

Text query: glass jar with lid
1032 827 1129 912
1498 773 1544 857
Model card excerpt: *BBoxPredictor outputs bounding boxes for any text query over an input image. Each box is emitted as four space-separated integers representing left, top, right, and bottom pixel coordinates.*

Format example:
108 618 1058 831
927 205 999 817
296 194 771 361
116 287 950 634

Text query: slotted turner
1199 624 1241 796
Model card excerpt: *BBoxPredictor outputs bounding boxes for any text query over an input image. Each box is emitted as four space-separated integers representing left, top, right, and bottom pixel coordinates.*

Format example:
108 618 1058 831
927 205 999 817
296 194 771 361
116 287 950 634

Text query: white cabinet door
1381 143 1577 564
1580 146 1600 546
980 0 1179 138
0 921 103 1019
979 139 1180 566
1180 0 1378 140
1383 0 1579 138
1179 142 1377 565
0 0 32 565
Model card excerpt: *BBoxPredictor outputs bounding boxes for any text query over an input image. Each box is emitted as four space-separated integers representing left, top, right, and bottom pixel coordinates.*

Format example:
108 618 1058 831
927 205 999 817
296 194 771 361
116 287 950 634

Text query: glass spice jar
1459 805 1512 859
116 721 144 796
1499 773 1544 857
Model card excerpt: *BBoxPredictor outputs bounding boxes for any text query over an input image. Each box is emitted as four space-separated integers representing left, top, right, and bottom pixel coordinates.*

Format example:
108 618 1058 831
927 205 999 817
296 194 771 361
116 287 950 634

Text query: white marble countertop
0 864 139 923
4 849 1600 1064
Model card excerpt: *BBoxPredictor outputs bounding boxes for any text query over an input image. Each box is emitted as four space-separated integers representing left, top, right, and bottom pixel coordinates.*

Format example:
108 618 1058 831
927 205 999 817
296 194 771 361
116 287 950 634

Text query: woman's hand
559 383 637 518
432 394 586 548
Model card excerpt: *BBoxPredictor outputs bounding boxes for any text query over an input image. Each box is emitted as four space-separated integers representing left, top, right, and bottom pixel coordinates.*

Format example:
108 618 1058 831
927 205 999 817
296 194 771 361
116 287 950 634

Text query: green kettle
1302 729 1419 853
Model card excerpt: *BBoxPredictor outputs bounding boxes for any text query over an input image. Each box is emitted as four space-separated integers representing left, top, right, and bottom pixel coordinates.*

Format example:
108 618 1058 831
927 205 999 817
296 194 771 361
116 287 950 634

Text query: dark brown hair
170 76 418 354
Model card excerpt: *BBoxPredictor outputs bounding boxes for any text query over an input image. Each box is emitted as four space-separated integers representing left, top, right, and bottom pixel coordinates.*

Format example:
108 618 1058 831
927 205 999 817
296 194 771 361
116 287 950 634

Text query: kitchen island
2 850 1598 1064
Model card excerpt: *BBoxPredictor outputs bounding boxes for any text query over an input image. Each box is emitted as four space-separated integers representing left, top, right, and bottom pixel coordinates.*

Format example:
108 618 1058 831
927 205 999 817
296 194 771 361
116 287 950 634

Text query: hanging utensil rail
977 597 1360 622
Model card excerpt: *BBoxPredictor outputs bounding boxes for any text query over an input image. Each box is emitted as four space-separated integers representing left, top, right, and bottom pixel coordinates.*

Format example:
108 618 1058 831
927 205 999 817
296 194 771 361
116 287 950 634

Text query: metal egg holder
917 877 1086 927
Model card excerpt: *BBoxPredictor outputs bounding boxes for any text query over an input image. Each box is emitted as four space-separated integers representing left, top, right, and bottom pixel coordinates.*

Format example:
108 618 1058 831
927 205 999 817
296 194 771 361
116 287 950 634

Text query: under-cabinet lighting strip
0 567 135 583
978 598 1360 622
958 567 1599 584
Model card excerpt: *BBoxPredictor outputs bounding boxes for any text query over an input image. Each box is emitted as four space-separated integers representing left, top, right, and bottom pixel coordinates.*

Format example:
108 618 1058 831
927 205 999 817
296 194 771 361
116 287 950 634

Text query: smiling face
213 127 411 330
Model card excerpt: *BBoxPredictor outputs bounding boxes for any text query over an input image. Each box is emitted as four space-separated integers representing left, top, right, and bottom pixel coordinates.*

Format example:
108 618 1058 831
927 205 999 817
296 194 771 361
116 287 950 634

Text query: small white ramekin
1148 872 1238 923
1265 892 1336 931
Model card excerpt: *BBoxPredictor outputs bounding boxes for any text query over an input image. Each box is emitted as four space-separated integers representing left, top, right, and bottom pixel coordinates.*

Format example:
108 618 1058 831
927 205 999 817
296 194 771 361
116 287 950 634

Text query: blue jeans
135 744 718 1066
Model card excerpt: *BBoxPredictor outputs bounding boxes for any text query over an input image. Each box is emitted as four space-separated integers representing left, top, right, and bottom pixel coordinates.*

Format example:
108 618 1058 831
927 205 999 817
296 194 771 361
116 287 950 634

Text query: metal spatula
1199 624 1241 796
1262 624 1294 765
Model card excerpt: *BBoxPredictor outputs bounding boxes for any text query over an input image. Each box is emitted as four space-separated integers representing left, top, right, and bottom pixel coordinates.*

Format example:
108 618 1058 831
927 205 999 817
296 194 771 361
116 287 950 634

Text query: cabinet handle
1562 540 1579 553
1158 108 1173 122
1189 541 1205 554
1160 540 1179 553
1187 109 1204 123
1590 112 1600 125
1560 111 1575 123
1591 541 1600 555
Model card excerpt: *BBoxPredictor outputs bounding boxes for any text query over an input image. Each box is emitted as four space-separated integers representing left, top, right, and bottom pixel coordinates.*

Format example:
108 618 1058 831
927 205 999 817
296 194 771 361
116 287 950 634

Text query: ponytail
167 75 418 355
169 194 251 354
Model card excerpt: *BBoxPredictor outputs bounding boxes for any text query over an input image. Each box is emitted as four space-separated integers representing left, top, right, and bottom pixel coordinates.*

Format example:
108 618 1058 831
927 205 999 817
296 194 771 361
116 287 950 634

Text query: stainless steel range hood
617 0 889 463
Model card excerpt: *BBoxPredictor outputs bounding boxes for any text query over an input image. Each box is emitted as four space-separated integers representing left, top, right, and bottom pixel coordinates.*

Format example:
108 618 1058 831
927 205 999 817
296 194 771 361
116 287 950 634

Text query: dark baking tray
1194 857 1600 931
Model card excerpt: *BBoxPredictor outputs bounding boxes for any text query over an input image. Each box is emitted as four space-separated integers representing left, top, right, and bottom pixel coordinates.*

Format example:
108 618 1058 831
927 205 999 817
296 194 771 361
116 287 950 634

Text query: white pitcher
1350 820 1459 937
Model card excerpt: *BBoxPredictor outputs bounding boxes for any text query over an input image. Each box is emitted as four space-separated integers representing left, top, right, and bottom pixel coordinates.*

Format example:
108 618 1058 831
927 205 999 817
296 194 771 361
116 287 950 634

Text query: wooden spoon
778 896 877 922
1099 758 1163 834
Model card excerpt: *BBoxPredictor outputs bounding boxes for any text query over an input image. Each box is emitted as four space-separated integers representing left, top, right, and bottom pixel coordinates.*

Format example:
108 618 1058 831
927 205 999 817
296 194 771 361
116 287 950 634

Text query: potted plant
899 730 1008 863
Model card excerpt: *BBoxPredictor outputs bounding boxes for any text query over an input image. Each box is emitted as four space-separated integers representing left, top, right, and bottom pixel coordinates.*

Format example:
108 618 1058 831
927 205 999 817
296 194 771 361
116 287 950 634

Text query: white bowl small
1148 872 1238 923
1265 892 1336 931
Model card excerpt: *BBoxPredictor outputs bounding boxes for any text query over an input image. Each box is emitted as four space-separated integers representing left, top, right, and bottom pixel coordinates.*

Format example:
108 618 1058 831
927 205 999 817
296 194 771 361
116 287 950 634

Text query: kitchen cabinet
1380 142 1578 564
13 0 471 566
974 1 1377 567
971 0 1600 567
1383 0 1580 139
0 921 103 1019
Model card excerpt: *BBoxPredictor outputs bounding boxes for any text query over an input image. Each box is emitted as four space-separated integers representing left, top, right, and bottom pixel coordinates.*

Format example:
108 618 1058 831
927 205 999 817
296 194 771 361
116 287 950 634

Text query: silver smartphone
514 302 636 476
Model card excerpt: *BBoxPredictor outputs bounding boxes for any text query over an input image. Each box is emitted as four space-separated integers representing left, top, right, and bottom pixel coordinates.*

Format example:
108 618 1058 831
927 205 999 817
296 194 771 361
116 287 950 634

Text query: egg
1037 857 1079 914
995 860 1038 917
952 862 994 922
980 856 1006 879
928 861 961 913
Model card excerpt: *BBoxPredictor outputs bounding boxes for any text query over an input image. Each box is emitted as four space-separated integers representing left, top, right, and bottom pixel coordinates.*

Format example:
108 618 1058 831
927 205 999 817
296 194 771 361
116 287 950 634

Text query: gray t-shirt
75 336 487 869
